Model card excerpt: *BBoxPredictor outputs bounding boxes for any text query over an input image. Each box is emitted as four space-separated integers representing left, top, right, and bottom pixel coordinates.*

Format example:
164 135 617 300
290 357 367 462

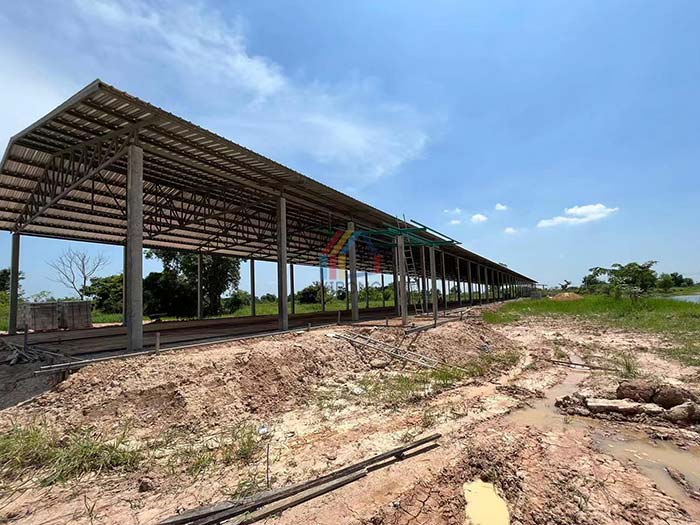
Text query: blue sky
1 0 699 297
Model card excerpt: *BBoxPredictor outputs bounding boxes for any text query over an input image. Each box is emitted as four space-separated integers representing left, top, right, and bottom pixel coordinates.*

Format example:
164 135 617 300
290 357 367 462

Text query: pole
467 261 473 305
364 271 369 309
250 258 256 316
8 233 20 335
197 252 203 319
429 247 438 324
320 266 326 312
126 143 144 352
397 236 408 326
392 248 399 315
420 247 428 311
348 221 359 321
289 263 295 315
440 251 446 312
456 256 462 307
277 196 288 330
381 273 385 308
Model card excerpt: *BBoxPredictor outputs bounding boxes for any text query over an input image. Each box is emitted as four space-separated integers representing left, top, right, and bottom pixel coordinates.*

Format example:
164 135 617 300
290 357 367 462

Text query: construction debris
160 433 441 525
329 331 466 372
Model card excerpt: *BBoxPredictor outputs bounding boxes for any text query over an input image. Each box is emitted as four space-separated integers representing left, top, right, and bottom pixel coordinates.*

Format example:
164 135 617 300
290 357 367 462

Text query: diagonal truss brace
14 116 160 232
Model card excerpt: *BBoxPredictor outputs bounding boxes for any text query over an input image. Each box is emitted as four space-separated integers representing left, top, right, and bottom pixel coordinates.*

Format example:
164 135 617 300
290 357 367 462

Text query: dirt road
1 309 699 524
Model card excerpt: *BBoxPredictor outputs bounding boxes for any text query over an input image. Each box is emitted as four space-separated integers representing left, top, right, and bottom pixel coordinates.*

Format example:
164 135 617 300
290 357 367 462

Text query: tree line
576 261 696 296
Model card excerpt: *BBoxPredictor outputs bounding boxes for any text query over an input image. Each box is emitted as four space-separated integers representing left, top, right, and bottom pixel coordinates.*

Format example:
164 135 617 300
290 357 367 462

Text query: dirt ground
1 307 699 524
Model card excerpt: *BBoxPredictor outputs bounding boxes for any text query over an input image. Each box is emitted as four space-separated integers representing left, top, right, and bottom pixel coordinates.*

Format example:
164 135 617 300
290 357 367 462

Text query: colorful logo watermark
319 228 382 282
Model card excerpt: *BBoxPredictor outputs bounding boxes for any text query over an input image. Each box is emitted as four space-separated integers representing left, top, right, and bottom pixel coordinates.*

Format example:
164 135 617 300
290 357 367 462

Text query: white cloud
537 203 619 228
65 0 433 188
504 227 518 234
449 219 462 225
443 207 462 215
495 203 508 211
471 213 488 224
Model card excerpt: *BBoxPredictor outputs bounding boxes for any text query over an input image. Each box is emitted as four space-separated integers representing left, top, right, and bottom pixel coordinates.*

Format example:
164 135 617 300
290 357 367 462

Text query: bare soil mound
0 320 520 441
551 292 583 301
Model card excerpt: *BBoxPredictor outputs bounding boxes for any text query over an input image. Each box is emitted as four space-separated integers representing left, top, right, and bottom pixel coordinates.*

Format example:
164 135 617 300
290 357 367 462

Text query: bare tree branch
47 248 109 299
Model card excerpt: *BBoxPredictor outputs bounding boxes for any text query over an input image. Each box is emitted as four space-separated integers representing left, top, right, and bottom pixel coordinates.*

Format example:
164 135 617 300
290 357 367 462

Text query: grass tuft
0 423 141 486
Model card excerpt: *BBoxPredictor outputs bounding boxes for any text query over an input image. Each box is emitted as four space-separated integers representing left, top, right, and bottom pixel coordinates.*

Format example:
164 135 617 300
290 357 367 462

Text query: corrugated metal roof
0 79 535 283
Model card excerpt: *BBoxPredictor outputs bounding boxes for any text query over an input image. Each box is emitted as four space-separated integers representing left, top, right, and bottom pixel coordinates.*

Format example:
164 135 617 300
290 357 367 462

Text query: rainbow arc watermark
319 228 382 289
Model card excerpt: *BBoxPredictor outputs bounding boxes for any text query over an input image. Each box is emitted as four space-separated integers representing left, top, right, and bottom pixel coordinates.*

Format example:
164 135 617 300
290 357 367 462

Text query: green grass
483 295 700 366
0 423 141 486
355 352 519 408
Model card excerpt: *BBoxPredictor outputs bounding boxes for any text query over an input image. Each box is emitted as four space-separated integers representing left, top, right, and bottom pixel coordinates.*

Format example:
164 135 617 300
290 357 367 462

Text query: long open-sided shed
0 80 535 350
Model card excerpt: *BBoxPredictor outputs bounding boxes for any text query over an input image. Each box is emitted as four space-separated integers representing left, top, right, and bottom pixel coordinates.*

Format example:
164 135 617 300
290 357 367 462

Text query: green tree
296 281 329 304
588 260 658 294
83 274 123 313
145 250 241 317
143 271 195 317
581 272 604 292
0 267 24 295
657 273 674 293
259 293 277 303
223 289 251 313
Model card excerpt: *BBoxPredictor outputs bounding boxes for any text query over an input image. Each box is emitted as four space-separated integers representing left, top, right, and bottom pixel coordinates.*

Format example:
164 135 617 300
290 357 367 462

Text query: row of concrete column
4 143 533 346
393 243 534 325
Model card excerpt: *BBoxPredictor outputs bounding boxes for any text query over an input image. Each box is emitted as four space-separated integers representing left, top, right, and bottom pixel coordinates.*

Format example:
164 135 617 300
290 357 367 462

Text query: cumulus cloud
495 203 508 211
65 0 433 188
471 213 488 224
504 227 518 234
443 207 462 215
449 219 462 225
537 204 619 228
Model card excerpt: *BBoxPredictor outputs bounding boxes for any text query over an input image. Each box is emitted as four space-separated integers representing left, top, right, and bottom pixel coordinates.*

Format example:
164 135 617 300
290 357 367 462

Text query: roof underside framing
0 79 535 284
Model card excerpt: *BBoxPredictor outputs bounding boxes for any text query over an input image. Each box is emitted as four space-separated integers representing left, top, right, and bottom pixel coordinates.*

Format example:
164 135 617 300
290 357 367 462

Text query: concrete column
320 266 326 312
392 249 399 315
348 221 359 321
122 245 127 326
250 258 256 316
429 247 438 323
126 143 144 352
197 252 203 319
364 271 369 309
467 261 473 305
456 257 462 306
477 265 482 304
381 273 385 308
8 233 20 335
345 270 349 311
277 196 288 330
420 247 428 311
290 263 295 315
397 236 408 326
440 251 446 311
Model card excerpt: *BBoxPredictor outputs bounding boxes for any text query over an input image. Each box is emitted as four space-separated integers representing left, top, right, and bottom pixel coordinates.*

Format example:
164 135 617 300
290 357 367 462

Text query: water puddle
597 433 700 512
463 479 510 525
507 353 700 513
506 353 591 431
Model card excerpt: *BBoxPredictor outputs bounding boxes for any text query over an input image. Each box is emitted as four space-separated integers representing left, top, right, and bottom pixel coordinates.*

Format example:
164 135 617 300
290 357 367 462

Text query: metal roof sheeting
0 79 534 283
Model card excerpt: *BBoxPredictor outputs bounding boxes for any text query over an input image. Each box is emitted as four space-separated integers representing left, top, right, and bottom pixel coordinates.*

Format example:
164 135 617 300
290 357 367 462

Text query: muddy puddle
507 354 700 513
598 433 700 513
463 480 510 525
